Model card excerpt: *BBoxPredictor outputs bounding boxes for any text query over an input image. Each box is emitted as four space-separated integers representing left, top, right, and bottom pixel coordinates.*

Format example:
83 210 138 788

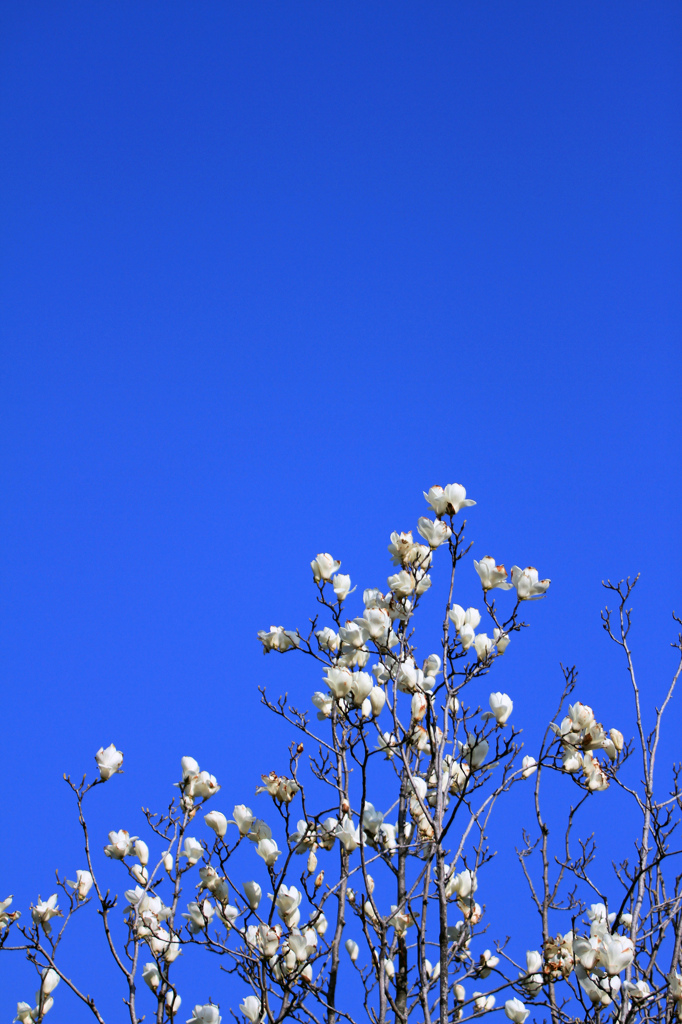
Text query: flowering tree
2 482 682 1024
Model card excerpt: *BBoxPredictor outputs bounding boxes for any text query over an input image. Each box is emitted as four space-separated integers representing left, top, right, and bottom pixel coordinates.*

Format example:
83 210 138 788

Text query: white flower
460 734 489 768
350 671 373 706
598 932 634 975
66 870 93 899
182 899 214 934
459 623 475 650
315 626 340 651
423 483 476 516
493 627 511 653
257 626 299 653
473 633 494 662
275 884 302 926
623 979 650 1001
40 967 60 994
332 574 354 601
256 838 281 866
361 802 384 835
104 829 136 859
417 517 452 549
311 553 341 582
95 743 124 781
339 621 369 649
166 991 182 1013
345 938 359 961
526 949 543 974
448 604 481 631
311 691 332 719
359 607 392 642
582 752 610 791
232 805 254 835
204 811 228 837
325 666 353 698
610 727 624 752
488 692 513 725
134 839 149 866
335 814 360 852
187 1005 222 1024
387 531 415 565
142 962 161 991
511 565 551 600
505 997 530 1022
521 756 537 778
387 570 415 597
243 881 261 910
30 894 61 934
473 556 513 591
369 686 386 716
14 1004 34 1024
239 996 261 1023
472 992 495 1012
180 838 204 866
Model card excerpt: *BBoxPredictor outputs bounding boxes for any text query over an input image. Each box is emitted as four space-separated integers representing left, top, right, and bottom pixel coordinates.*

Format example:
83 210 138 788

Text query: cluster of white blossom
3 480 679 1024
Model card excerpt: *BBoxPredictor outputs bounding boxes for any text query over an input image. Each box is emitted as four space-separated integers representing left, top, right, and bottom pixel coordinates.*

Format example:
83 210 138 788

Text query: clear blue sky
1 2 680 1018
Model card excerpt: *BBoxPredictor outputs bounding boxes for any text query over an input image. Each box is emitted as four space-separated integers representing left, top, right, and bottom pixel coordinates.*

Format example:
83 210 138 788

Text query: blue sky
1 2 681 1018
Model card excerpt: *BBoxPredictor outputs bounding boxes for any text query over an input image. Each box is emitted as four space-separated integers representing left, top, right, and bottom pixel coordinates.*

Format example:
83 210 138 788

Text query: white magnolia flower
40 967 60 994
505 997 530 1022
182 899 215 934
582 752 610 792
345 938 359 961
610 727 624 752
181 756 200 779
315 626 340 651
133 839 149 866
473 633 494 662
387 531 415 565
325 666 353 699
387 570 415 597
186 770 220 800
473 556 513 591
448 604 481 631
423 483 476 516
310 691 331 720
256 838 281 866
458 623 475 650
332 573 354 601
472 992 495 1012
526 949 543 974
460 734 489 768
335 814 360 852
95 743 124 781
511 565 551 600
187 1005 222 1024
339 621 369 649
359 607 392 642
180 837 204 866
488 692 513 725
477 949 499 977
66 870 94 899
349 671 373 706
521 756 538 778
369 686 386 716
204 810 228 837
361 802 384 835
242 881 261 910
311 553 341 582
257 626 299 653
14 1003 35 1024
104 829 136 859
623 979 650 1001
493 627 511 653
142 961 161 991
166 990 182 1013
417 516 452 549
233 805 254 835
239 996 261 1023
598 932 634 975
30 894 61 934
